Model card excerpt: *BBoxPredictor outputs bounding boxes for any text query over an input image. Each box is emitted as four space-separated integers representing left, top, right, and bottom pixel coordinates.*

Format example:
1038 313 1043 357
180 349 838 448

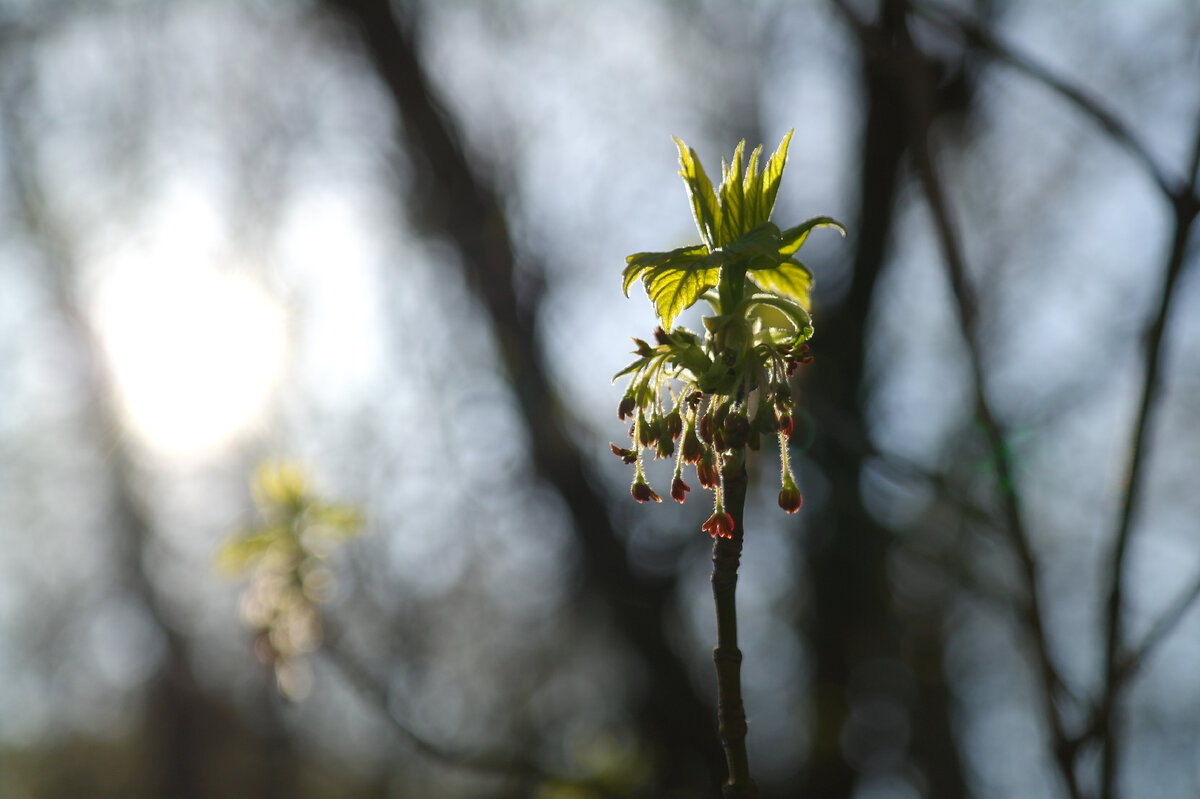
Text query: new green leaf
675 139 721 249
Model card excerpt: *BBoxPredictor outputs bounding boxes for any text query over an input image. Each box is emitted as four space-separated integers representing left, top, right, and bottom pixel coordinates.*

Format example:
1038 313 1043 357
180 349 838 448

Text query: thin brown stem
711 451 757 799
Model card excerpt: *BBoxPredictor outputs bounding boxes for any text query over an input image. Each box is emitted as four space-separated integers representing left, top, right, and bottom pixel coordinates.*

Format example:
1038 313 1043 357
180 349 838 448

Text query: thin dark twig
832 4 1082 795
912 0 1183 198
1120 568 1200 695
1097 112 1200 799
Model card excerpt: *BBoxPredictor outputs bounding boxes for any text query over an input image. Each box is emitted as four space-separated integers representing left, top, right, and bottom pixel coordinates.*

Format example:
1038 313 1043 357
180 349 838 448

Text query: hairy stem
711 451 758 799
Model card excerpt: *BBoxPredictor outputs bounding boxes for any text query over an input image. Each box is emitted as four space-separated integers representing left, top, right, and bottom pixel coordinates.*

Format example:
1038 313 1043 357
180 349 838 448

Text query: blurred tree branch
2 54 208 799
835 1 1082 796
317 0 727 792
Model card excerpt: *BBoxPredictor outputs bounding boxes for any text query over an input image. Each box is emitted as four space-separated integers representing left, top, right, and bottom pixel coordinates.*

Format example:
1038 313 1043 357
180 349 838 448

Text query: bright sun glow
93 255 286 461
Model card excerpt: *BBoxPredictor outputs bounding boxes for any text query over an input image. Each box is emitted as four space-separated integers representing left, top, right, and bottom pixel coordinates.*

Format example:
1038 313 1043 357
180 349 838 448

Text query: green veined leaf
746 293 813 333
717 140 747 245
760 129 794 221
674 139 720 249
779 216 846 256
748 300 798 332
644 259 722 330
623 245 709 297
742 144 764 229
747 259 815 309
723 222 783 263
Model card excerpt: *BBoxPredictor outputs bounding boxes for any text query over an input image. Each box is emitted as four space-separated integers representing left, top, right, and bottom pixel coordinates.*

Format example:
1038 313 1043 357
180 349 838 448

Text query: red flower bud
618 395 636 421
610 443 637 464
698 413 714 444
664 410 683 441
682 426 705 464
670 476 691 503
653 326 671 346
778 482 803 514
631 479 661 503
702 512 735 540
697 451 719 489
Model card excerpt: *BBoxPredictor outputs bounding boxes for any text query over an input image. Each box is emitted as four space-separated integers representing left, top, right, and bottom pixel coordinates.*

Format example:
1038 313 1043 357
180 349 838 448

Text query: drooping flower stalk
611 132 843 795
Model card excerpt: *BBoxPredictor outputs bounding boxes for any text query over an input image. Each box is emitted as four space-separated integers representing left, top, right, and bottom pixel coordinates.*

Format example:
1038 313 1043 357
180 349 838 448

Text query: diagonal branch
315 0 727 791
833 3 1082 796
1096 110 1200 799
912 0 1184 198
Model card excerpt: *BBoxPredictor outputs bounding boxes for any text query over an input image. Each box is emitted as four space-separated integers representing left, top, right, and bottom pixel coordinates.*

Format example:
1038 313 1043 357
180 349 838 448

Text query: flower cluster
217 461 364 698
613 325 810 537
613 132 840 537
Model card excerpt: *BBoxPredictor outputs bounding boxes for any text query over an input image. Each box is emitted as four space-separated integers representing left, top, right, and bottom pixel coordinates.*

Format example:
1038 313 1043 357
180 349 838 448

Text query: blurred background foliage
1 1 1199 798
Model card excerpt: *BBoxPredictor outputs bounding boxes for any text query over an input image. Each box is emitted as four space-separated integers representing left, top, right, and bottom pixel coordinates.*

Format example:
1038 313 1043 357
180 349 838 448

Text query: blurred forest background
1 1 1199 798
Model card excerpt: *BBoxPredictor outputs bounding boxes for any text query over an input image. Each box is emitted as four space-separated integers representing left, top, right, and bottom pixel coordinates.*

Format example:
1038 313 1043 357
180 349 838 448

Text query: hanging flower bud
670 476 691 503
682 423 705 463
778 475 803 514
697 450 719 489
702 511 735 540
610 443 638 464
631 479 662 503
656 435 675 460
698 413 714 444
664 409 683 441
638 412 657 447
618 395 636 421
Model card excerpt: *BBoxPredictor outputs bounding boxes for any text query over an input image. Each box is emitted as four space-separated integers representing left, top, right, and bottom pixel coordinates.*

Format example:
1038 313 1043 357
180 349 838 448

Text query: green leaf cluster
623 130 844 330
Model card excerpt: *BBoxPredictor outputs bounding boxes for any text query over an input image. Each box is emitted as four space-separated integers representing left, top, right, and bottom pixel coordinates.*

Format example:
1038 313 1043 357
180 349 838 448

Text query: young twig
710 455 757 799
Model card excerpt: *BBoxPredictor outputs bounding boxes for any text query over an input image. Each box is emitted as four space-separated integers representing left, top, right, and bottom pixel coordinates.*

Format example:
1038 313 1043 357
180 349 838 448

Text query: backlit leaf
623 245 708 296
760 130 794 221
748 259 815 309
674 139 720 248
718 140 746 245
742 144 764 229
779 216 846 256
645 260 721 330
